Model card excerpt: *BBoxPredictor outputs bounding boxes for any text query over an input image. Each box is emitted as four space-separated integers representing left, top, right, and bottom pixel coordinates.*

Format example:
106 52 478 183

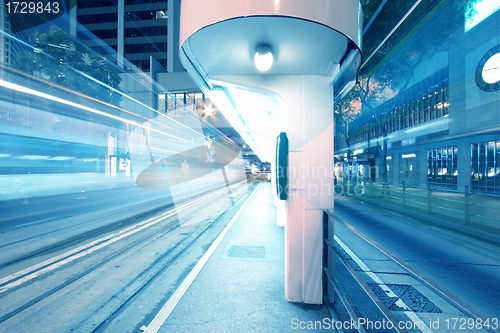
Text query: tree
14 27 122 105
337 0 480 137
335 0 482 188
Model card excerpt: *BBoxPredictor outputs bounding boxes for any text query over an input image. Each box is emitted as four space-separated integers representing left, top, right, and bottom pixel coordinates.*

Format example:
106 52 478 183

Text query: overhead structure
180 0 362 304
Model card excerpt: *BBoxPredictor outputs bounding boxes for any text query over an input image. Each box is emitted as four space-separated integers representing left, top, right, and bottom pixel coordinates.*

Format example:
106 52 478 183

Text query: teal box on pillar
276 132 288 200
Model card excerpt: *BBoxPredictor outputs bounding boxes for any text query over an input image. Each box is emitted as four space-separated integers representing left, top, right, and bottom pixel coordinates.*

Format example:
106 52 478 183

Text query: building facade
0 4 32 65
335 0 500 194
75 0 184 73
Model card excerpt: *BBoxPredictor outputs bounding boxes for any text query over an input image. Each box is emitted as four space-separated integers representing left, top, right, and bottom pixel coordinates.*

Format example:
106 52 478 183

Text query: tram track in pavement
0 185 229 293
0 187 218 271
0 180 255 332
332 196 500 333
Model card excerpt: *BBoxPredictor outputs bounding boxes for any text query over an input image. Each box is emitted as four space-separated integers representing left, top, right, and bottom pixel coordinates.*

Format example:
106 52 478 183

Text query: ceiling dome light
254 46 273 72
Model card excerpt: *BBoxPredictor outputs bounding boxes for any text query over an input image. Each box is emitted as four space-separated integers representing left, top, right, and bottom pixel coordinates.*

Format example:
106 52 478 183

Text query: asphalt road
0 180 254 332
0 186 171 232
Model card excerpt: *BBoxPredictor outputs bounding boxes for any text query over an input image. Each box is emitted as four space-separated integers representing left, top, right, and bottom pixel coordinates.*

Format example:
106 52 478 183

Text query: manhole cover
369 284 442 313
228 245 265 258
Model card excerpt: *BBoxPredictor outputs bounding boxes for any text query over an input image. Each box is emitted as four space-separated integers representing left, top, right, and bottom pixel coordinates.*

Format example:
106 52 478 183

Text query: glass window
93 29 118 39
78 0 116 8
125 26 167 37
126 10 166 21
156 11 168 19
427 146 457 189
194 93 205 113
185 93 194 110
124 43 167 54
471 141 499 193
78 13 119 24
166 94 175 113
125 0 166 4
345 67 450 144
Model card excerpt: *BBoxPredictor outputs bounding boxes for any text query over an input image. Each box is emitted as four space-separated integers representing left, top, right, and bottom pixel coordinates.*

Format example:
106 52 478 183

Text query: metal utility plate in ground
218 243 275 262
228 245 265 258
369 283 442 313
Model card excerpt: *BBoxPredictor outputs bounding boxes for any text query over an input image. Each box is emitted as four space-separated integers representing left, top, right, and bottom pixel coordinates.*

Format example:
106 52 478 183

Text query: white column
272 149 286 227
281 75 334 304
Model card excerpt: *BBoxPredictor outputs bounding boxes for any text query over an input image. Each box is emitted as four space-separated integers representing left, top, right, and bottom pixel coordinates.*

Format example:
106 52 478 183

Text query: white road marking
0 185 234 292
405 311 434 333
145 183 261 333
14 217 56 228
334 235 433 333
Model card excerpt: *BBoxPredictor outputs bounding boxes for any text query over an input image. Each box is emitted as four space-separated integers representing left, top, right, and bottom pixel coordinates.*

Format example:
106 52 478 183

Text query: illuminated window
471 141 500 193
156 11 168 19
427 147 457 189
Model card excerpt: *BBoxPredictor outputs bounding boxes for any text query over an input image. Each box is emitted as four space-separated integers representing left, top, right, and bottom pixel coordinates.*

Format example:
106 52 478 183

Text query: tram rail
0 180 254 332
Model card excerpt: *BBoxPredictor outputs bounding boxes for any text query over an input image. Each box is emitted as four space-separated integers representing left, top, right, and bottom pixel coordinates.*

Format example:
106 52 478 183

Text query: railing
322 210 408 333
322 210 335 311
340 179 500 229
323 210 500 333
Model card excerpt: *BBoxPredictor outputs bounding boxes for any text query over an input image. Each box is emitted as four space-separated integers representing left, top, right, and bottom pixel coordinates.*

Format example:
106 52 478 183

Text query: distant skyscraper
0 4 10 64
0 4 33 66
76 0 174 72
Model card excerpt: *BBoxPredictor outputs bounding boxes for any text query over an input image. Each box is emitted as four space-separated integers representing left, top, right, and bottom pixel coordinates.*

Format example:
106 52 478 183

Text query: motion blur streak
0 80 184 141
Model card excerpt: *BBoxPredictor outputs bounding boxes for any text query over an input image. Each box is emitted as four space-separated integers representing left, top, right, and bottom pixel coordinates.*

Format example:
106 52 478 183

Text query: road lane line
14 217 56 228
145 183 261 333
334 235 433 333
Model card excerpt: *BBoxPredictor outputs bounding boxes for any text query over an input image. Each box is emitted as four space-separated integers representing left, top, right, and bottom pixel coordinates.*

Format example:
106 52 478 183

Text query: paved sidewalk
159 182 333 333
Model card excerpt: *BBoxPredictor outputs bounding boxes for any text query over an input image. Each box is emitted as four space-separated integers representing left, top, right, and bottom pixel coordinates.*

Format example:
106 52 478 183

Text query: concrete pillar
117 0 125 69
457 140 471 192
208 74 335 303
418 149 428 186
272 159 287 227
167 0 182 72
69 0 77 37
280 75 334 304
0 4 5 65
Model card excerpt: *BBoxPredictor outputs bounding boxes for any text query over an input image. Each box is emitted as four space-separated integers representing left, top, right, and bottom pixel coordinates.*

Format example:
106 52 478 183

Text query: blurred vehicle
251 164 261 174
